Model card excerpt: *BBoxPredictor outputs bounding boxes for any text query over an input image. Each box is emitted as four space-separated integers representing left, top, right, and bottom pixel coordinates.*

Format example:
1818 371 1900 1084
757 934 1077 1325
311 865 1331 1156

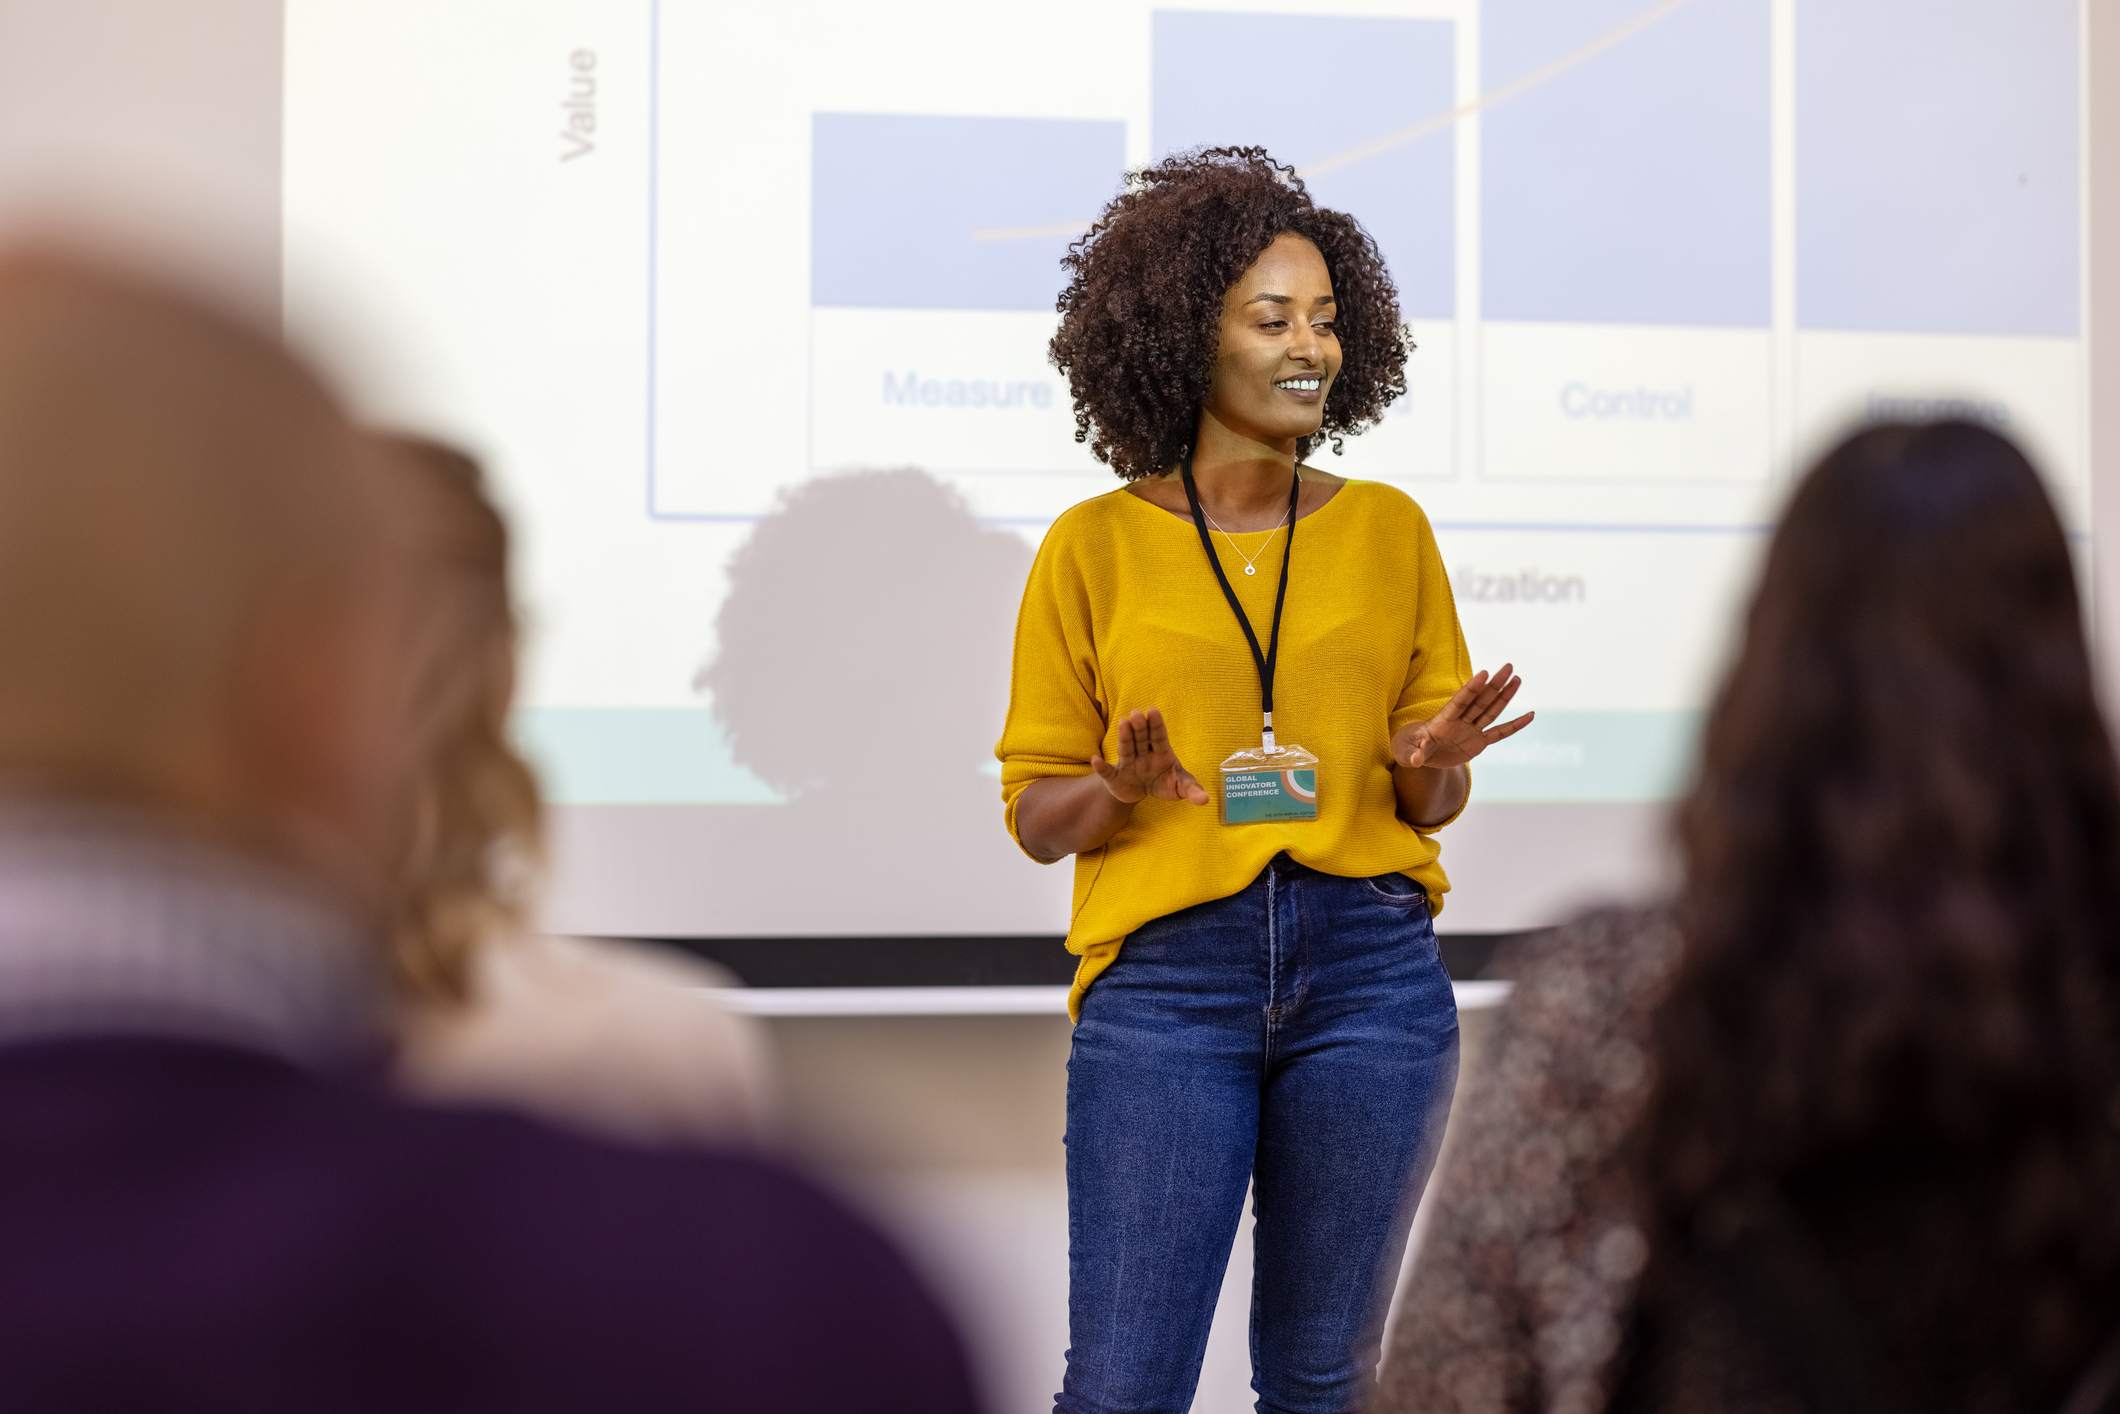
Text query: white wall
0 0 282 317
2093 1 2120 702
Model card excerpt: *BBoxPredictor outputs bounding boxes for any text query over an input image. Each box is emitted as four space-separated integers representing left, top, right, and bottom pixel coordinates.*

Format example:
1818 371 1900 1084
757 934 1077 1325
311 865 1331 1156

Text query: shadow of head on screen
694 468 1035 923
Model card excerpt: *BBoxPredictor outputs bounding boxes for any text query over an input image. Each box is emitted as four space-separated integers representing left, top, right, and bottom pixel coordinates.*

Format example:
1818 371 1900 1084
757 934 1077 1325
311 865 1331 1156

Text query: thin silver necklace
1198 468 1302 576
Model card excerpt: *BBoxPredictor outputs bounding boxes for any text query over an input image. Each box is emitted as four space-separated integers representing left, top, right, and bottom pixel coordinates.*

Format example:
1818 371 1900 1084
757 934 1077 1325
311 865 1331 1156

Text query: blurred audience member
0 250 979 1413
376 433 774 1146
1373 422 2120 1414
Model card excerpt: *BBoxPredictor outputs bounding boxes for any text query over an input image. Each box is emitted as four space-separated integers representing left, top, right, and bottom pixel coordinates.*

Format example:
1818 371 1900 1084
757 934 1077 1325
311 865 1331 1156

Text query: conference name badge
1178 453 1321 828
1218 742 1320 826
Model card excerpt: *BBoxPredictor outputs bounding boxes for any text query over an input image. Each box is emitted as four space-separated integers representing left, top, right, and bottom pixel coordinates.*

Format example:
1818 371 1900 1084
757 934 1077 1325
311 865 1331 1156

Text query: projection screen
277 0 2090 941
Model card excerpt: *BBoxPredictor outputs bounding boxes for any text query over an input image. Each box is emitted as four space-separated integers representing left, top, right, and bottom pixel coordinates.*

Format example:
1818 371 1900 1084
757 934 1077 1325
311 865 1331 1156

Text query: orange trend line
967 0 1698 242
968 221 1100 240
1298 0 1696 178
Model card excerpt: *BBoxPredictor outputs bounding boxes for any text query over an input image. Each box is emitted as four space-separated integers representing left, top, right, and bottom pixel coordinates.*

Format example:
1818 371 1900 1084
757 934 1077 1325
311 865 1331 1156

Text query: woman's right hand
1015 708 1210 863
1092 707 1211 807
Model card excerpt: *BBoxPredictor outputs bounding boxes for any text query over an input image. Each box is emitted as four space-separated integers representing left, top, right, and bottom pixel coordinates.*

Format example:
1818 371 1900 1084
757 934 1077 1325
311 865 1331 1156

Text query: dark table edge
624 932 1535 990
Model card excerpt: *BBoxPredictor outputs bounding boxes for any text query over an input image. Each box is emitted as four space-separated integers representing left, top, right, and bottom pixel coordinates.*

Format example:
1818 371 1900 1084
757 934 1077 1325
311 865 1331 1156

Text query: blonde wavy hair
378 434 543 1006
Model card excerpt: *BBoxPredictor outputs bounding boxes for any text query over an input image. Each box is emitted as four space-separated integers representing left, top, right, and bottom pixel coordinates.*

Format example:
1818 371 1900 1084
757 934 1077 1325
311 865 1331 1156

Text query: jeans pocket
1361 872 1428 908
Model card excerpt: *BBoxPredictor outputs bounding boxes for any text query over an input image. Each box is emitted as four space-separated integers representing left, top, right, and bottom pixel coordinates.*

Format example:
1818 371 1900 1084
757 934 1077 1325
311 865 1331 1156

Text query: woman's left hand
1392 665 1534 771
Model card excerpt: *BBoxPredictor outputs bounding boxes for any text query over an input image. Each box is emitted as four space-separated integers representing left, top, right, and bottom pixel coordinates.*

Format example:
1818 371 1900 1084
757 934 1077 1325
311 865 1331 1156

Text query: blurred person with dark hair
0 250 978 1413
1372 421 2120 1414
376 433 773 1146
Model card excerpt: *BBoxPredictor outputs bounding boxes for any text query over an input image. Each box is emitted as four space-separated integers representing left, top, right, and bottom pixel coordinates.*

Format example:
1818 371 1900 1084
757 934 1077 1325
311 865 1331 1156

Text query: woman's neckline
1121 468 1352 533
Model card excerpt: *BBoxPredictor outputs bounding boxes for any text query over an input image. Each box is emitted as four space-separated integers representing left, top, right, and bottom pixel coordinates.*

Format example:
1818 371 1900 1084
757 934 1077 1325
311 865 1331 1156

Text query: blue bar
514 707 782 805
810 114 1125 312
1470 709 1702 803
1482 0 1771 327
1152 11 1456 319
1796 0 2079 337
517 707 1700 806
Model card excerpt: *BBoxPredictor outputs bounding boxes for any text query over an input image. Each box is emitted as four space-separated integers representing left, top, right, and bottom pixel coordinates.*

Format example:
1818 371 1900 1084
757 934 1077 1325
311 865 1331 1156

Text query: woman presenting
998 148 1531 1414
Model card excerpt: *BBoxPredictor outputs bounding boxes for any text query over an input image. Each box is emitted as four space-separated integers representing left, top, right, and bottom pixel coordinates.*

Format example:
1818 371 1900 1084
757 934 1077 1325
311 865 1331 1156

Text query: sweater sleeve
994 517 1108 860
1389 500 1474 736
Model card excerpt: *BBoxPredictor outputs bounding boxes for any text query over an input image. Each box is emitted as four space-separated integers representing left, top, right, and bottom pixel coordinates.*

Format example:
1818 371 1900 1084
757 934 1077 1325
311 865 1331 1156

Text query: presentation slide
283 0 2085 938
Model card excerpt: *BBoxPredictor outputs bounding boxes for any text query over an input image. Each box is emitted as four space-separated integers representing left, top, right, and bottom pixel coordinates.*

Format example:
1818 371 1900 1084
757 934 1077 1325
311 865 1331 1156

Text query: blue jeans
1059 854 1460 1414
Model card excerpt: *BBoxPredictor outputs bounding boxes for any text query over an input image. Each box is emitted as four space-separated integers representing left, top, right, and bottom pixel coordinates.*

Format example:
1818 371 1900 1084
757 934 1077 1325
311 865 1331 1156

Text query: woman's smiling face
1203 232 1342 449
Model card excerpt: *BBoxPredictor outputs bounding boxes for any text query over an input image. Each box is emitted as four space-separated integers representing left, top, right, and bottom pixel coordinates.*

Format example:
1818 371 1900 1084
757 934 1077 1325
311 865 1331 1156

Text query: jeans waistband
1267 851 1312 879
1264 852 1424 895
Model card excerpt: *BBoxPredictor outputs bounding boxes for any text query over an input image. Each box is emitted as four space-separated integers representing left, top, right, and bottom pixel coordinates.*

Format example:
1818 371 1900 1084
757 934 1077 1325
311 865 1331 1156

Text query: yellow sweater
996 479 1474 1019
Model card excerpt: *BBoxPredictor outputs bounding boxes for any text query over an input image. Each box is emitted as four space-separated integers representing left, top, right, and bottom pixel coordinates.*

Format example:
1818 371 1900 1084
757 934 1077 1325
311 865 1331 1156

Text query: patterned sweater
1369 908 1683 1414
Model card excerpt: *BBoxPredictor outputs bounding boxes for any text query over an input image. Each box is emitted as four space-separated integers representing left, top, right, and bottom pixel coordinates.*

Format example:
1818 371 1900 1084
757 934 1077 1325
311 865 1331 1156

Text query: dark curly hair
1640 422 2120 1366
1049 146 1409 481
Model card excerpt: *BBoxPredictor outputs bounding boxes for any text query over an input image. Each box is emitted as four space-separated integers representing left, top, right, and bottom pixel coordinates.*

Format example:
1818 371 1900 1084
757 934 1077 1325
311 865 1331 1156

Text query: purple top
0 803 981 1413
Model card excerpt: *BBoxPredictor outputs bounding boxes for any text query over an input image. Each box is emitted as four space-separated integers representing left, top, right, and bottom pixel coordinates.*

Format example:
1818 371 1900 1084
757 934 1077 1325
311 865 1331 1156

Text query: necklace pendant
1244 564 1257 576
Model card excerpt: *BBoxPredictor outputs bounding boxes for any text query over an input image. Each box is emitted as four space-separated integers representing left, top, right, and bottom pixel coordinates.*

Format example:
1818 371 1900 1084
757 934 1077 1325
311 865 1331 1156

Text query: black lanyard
1180 453 1300 751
